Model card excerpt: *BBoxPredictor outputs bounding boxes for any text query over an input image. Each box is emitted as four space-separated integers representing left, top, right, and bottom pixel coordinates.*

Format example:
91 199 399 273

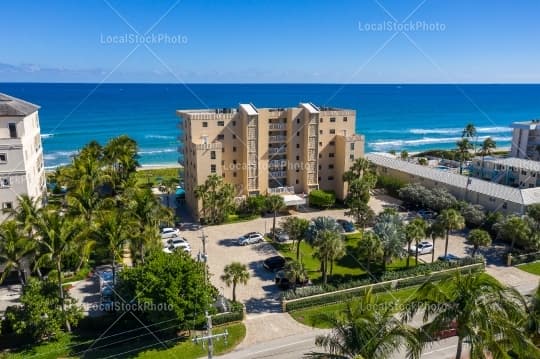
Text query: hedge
375 174 406 197
282 261 485 312
308 190 336 209
210 302 245 326
510 251 540 266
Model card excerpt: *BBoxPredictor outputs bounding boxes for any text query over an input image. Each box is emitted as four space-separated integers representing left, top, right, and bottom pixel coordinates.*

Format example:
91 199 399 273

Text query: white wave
43 150 78 161
144 134 175 140
408 126 511 135
370 135 512 149
41 133 54 139
44 163 69 170
138 148 177 155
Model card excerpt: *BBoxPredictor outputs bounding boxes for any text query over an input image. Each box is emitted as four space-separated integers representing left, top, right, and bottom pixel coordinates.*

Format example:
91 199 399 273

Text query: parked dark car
274 270 309 290
268 229 289 242
263 256 286 272
337 219 355 233
438 254 461 262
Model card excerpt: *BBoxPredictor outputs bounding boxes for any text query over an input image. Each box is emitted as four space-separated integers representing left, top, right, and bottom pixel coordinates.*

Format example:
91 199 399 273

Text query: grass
4 323 245 359
272 232 415 283
224 213 260 224
289 286 420 328
517 261 540 276
134 168 181 187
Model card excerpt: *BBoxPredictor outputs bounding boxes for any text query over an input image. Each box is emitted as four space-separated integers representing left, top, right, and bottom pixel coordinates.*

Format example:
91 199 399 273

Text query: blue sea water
1 83 540 168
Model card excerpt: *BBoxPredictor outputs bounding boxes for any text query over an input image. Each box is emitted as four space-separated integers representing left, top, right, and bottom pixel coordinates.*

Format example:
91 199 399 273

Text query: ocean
1 83 540 169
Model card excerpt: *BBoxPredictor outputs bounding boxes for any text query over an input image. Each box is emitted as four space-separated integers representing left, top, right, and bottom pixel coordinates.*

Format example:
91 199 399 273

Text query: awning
282 194 306 206
175 188 186 198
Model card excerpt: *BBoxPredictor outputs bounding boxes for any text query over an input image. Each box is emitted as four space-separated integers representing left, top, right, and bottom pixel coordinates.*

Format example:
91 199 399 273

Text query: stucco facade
177 103 364 219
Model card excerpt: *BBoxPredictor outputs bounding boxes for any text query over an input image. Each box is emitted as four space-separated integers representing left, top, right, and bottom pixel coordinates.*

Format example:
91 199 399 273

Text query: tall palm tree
462 123 478 152
499 215 532 253
282 260 307 293
34 211 83 332
313 230 343 285
0 221 35 285
405 218 427 267
456 138 473 175
373 211 405 271
307 288 421 359
94 209 134 288
426 221 445 263
306 217 343 277
194 174 235 224
356 231 383 273
435 209 465 257
103 135 139 191
266 195 285 238
280 216 310 260
221 262 250 302
403 272 538 359
468 228 491 257
479 137 496 178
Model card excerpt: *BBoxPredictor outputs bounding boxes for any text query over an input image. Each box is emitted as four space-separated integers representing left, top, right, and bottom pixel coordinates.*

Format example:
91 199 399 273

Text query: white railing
269 171 287 178
269 147 286 154
269 160 287 168
268 186 295 194
269 123 286 130
269 135 287 142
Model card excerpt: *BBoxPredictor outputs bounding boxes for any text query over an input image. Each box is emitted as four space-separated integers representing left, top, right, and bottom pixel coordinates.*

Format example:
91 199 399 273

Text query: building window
329 153 335 158
222 148 225 153
502 202 508 209
319 154 322 158
202 122 208 128
0 153 6 163
217 134 224 140
350 154 354 160
522 170 527 175
2 202 13 210
221 160 225 165
217 121 224 126
329 164 334 169
350 143 355 150
210 151 216 159
318 165 322 170
296 155 300 160
0 177 9 187
297 132 300 136
319 130 323 135
343 117 348 122
296 118 300 124
233 172 237 177
319 118 323 123
295 179 299 184
330 129 336 134
233 147 237 152
329 141 335 146
232 134 237 139
330 117 336 123
210 164 216 173
328 176 334 180
8 123 17 138
233 160 237 165
296 144 300 148
319 142 322 147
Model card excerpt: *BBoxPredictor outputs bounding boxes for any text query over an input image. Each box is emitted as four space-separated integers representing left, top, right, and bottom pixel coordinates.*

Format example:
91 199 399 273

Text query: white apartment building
471 156 540 189
510 119 540 160
0 93 46 223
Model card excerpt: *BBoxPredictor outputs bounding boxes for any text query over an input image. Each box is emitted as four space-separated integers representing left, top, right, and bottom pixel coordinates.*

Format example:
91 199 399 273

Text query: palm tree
525 283 540 346
343 157 372 182
34 211 83 332
436 209 465 257
313 230 343 285
280 216 310 260
306 217 343 277
194 174 235 224
479 137 496 178
221 262 250 302
468 228 491 257
403 272 538 359
356 231 383 273
400 150 409 160
373 211 405 271
499 215 532 253
426 221 445 263
456 138 473 174
307 288 421 359
103 135 139 191
462 123 478 152
405 218 427 267
282 260 307 293
0 221 35 285
94 209 133 288
266 195 285 238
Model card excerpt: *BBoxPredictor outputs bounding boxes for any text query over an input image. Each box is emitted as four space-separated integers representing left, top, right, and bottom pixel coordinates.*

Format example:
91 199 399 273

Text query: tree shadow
464 241 508 266
217 238 241 247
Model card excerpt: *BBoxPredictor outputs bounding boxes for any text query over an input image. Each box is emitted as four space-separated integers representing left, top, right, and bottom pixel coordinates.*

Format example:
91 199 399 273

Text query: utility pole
193 226 228 359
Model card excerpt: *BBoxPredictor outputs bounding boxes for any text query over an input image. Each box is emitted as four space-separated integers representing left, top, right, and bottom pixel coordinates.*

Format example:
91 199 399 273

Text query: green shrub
210 302 244 326
375 175 406 197
308 190 336 209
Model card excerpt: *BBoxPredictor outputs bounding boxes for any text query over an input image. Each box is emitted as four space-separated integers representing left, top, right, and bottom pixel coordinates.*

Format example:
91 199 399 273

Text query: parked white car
409 241 434 255
160 227 180 239
237 232 264 246
167 237 190 249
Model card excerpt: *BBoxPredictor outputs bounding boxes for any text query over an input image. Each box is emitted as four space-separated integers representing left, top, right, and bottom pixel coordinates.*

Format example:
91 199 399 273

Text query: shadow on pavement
244 261 282 313
217 238 240 247
466 241 508 266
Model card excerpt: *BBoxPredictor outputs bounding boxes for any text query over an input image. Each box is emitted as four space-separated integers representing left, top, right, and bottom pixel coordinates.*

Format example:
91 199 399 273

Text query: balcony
269 160 287 168
269 147 286 154
268 186 295 194
269 135 287 143
269 171 287 178
193 142 223 151
269 123 286 130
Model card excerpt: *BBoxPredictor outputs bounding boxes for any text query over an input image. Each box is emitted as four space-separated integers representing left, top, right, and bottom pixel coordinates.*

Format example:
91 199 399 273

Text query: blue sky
1 0 539 83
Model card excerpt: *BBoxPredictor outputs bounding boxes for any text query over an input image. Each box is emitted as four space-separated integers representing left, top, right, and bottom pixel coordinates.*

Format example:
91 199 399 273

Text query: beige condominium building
510 119 540 160
177 103 364 219
0 93 46 223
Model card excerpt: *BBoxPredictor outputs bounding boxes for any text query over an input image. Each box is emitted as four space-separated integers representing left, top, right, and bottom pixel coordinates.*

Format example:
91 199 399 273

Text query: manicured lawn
224 213 260 224
289 286 420 328
134 168 181 187
273 232 416 283
517 261 540 276
4 323 245 359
